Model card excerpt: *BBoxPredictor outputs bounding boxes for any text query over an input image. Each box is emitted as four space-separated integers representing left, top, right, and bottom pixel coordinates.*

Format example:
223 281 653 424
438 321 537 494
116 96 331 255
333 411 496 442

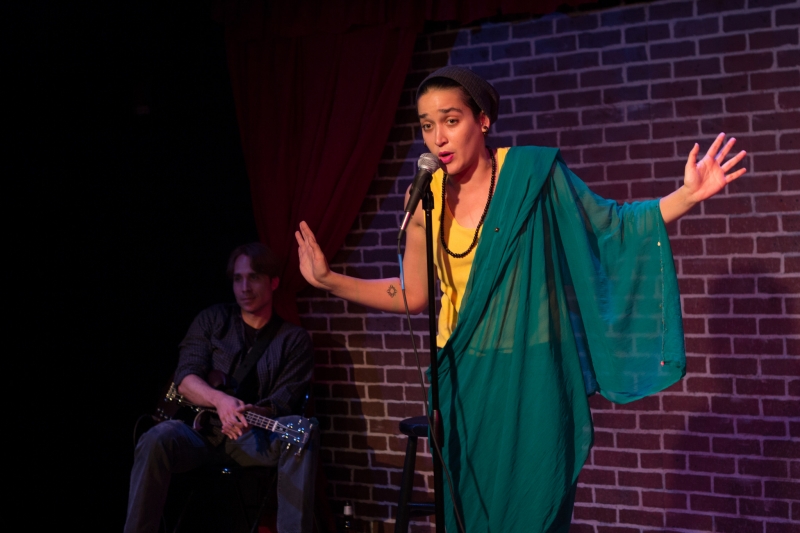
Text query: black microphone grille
417 153 441 174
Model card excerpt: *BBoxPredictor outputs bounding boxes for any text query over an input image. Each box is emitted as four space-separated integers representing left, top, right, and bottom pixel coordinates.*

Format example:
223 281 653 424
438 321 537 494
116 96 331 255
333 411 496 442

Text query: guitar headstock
276 417 314 456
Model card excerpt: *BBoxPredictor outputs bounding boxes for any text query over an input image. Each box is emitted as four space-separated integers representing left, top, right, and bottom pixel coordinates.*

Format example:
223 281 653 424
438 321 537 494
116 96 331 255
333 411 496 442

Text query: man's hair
226 242 281 279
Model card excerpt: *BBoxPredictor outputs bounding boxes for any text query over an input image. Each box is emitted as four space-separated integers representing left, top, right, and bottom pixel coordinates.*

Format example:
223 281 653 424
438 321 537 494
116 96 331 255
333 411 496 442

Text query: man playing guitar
124 242 318 533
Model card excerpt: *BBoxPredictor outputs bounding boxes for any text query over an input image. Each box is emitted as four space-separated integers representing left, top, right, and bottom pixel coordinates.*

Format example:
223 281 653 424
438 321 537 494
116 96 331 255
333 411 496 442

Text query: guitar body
151 369 229 422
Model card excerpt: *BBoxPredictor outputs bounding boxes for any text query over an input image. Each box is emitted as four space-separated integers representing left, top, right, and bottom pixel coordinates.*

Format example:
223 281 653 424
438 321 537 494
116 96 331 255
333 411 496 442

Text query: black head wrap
417 66 500 124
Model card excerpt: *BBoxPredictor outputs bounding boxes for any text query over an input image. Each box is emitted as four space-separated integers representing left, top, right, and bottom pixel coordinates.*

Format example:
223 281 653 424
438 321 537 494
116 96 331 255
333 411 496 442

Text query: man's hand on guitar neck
226 404 276 439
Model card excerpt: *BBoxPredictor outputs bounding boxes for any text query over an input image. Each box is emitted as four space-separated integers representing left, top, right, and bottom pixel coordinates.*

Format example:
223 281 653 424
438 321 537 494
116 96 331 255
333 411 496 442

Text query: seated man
124 242 318 533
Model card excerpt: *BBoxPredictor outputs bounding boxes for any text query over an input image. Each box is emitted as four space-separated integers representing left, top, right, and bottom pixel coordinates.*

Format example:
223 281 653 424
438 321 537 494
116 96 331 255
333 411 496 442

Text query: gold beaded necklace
440 146 496 259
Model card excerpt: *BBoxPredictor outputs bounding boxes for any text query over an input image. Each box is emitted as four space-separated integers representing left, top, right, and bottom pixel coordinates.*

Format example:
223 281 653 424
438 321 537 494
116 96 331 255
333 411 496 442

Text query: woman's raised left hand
683 132 747 204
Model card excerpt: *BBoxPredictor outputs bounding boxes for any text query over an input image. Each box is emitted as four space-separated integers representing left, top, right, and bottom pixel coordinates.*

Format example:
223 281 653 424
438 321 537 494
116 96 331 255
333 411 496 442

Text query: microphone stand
421 188 445 531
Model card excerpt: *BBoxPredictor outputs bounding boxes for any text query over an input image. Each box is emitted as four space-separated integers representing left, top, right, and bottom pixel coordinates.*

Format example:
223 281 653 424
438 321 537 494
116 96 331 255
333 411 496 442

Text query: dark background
18 2 256 528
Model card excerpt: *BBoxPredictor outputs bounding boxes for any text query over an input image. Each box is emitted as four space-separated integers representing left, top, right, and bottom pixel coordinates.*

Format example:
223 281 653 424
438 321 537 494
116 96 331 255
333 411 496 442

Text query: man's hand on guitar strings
223 404 276 440
215 394 249 439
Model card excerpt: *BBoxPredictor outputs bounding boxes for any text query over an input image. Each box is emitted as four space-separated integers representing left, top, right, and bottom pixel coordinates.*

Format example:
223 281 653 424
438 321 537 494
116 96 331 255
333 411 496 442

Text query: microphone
398 153 441 237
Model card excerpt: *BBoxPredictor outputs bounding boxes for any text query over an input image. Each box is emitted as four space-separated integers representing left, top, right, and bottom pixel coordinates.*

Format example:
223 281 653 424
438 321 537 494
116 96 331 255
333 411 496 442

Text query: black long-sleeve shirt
174 303 314 417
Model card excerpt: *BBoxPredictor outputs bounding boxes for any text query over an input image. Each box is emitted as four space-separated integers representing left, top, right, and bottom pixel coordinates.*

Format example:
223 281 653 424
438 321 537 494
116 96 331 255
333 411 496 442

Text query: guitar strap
230 313 284 394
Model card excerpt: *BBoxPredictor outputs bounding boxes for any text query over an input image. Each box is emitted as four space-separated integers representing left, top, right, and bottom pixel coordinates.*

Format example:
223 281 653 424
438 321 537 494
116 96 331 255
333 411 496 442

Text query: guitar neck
244 411 284 432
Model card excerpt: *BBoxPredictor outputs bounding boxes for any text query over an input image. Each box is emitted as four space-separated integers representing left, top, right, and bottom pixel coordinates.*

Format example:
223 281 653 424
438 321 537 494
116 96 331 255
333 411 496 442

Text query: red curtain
216 0 597 324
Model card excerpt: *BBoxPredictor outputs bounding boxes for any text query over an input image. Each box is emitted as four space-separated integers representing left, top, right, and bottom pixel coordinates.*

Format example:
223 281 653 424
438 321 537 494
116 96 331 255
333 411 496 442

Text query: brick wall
299 0 800 531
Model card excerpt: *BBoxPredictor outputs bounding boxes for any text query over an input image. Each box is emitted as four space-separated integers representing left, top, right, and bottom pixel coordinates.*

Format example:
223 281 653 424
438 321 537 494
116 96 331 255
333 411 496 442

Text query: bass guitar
151 371 313 455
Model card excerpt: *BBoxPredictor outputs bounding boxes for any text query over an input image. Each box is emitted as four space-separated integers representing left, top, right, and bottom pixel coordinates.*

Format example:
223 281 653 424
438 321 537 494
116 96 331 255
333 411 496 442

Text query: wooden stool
395 415 436 533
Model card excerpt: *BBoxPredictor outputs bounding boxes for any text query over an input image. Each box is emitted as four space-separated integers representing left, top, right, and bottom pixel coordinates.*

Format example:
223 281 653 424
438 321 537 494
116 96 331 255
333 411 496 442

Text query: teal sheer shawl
430 146 685 532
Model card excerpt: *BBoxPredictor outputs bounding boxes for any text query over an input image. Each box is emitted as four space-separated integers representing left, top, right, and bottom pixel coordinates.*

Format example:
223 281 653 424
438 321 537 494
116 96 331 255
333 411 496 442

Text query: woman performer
295 66 746 533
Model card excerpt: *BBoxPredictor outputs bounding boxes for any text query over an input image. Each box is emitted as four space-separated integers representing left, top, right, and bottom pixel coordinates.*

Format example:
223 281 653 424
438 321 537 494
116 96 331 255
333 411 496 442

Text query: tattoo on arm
387 285 397 298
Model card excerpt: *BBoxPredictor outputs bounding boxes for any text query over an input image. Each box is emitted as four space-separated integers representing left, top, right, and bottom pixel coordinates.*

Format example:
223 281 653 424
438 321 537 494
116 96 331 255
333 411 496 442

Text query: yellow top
429 147 509 347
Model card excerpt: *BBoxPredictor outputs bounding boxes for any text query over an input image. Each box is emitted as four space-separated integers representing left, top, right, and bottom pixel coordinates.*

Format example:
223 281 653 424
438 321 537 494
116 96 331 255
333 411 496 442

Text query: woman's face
417 87 488 179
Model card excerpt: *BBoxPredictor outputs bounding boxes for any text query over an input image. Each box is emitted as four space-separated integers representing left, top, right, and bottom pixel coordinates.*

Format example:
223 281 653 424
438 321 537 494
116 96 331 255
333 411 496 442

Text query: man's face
232 254 279 315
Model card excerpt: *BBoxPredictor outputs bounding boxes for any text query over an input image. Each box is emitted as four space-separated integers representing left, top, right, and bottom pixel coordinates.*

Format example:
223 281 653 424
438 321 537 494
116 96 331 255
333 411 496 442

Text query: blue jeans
124 415 319 533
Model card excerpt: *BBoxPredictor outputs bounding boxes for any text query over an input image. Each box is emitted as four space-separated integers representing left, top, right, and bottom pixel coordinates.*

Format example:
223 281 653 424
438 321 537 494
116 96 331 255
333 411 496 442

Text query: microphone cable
396 240 466 533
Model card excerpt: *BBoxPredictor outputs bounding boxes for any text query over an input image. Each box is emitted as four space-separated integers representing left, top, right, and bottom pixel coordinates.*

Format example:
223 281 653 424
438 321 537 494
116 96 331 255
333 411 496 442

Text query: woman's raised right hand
295 221 334 290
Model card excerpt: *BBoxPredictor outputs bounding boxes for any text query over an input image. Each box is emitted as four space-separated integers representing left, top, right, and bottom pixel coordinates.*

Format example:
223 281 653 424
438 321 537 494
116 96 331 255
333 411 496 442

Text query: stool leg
229 469 253 532
171 488 195 533
172 480 204 533
395 434 418 533
249 469 277 533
